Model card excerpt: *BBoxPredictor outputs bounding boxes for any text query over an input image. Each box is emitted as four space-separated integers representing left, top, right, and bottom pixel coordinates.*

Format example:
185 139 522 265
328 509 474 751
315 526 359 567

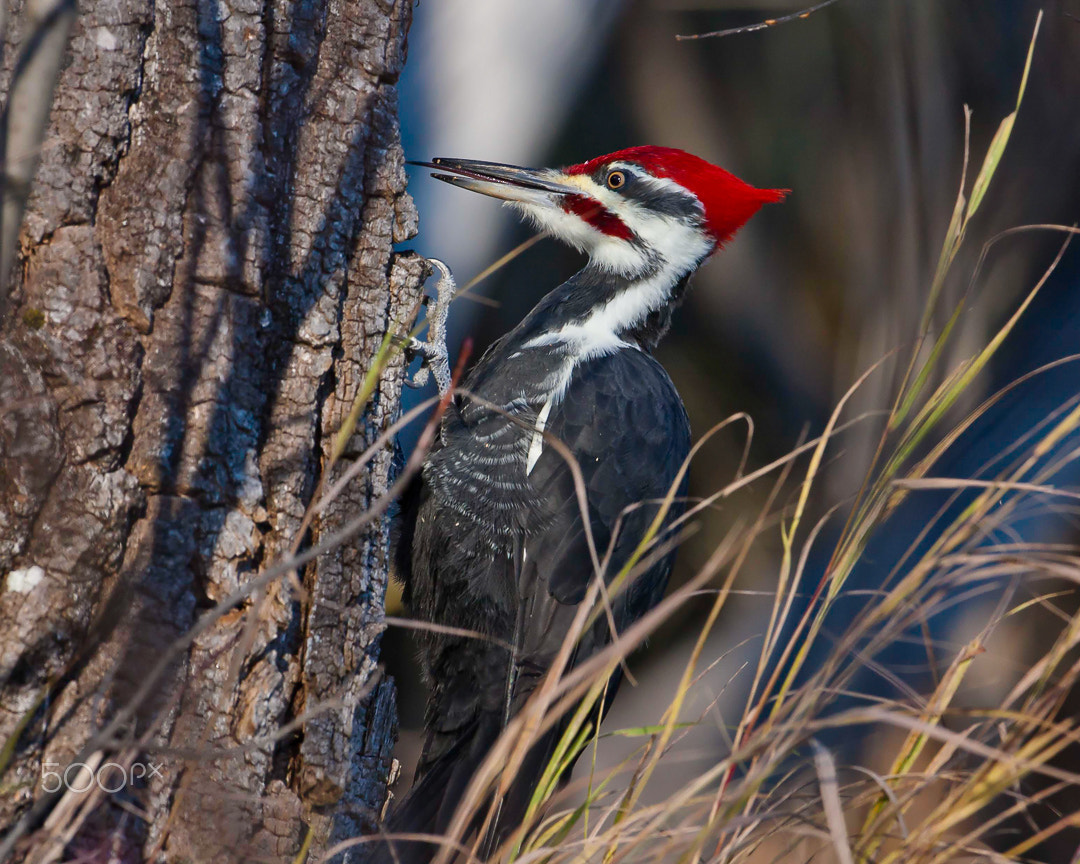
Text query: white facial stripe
626 208 710 268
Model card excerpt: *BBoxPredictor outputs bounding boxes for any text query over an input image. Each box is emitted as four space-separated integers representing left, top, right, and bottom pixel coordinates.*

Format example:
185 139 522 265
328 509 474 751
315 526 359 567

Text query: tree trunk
0 0 421 859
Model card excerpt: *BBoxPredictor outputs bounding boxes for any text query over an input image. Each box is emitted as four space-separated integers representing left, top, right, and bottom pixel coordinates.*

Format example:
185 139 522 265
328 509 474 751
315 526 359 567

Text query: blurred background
385 0 1080 855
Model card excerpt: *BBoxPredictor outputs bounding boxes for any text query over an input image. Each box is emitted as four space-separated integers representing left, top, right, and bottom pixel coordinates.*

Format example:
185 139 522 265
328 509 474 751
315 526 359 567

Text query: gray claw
409 258 457 396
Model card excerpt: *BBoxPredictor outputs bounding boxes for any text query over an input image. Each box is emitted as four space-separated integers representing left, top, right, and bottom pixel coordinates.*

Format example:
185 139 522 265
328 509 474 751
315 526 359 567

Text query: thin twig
675 0 839 41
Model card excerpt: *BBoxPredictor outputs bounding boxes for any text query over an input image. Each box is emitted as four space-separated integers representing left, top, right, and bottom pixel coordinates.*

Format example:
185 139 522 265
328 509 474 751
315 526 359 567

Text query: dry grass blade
737 356 889 739
384 616 517 652
810 740 854 864
826 707 1080 789
323 831 487 863
893 477 1080 501
457 233 545 299
859 639 982 858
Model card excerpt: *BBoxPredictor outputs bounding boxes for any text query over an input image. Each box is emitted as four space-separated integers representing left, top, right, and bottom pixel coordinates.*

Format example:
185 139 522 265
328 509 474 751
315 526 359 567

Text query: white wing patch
526 396 554 475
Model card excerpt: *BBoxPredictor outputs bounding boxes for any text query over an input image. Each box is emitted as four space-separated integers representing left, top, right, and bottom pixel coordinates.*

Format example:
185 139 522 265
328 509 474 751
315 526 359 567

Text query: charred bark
0 0 421 859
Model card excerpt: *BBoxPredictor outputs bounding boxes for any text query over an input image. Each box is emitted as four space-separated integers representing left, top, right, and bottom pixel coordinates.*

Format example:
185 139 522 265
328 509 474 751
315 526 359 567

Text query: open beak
409 157 579 207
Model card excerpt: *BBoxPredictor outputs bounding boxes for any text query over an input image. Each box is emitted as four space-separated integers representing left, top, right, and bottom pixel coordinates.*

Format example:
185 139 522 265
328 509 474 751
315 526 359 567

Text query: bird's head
413 146 786 278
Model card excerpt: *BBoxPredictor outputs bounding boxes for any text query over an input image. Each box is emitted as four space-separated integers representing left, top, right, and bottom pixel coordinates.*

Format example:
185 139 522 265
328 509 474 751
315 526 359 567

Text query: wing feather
512 348 691 688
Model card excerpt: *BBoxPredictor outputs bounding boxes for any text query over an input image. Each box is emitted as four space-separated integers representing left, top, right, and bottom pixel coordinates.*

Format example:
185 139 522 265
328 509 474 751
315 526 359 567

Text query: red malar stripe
563 195 634 240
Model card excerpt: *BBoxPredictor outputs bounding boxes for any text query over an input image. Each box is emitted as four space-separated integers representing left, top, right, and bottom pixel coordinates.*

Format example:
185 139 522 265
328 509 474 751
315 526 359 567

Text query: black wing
381 348 691 858
513 347 691 689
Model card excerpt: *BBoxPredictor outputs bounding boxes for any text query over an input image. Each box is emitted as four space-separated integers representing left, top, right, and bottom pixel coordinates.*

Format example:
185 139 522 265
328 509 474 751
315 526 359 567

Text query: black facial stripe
591 166 702 221
623 177 702 220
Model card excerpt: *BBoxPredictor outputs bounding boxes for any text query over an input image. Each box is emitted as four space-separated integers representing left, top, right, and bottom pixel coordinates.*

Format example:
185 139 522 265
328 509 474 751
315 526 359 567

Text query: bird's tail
369 712 561 864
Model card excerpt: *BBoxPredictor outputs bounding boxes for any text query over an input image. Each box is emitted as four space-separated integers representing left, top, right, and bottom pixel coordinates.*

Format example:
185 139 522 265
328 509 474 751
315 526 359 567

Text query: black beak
408 157 579 203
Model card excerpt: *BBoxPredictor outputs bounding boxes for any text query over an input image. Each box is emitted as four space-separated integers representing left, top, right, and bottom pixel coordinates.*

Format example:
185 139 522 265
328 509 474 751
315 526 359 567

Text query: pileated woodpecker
380 147 784 862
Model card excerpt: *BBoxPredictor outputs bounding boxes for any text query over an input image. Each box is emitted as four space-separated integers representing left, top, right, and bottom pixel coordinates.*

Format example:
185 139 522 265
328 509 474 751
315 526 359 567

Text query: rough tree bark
0 0 422 860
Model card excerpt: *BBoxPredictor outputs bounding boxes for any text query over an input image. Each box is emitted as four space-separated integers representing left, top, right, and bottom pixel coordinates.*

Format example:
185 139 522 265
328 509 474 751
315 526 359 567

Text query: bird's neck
460 257 700 411
513 258 696 354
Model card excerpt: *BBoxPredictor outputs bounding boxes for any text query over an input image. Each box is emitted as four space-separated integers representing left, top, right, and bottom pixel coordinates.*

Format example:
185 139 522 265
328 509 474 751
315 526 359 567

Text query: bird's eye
606 170 626 190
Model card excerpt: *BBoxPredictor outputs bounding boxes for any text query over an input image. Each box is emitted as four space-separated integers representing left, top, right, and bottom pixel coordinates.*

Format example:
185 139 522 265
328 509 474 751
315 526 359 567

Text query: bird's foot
406 258 457 397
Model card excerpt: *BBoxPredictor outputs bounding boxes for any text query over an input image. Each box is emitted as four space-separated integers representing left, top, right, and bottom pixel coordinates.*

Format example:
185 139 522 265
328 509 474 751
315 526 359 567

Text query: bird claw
407 258 457 397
